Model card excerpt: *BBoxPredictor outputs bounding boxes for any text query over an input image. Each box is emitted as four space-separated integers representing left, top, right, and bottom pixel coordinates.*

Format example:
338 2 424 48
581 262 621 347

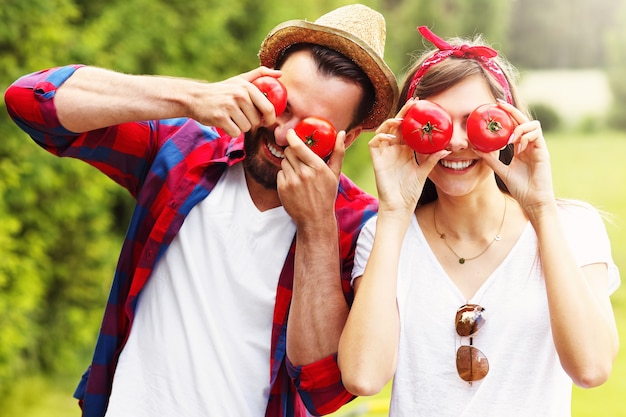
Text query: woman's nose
446 122 469 151
273 116 299 147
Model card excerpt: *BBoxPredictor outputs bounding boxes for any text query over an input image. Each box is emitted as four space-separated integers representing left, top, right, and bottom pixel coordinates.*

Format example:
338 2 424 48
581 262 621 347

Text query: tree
383 0 512 86
507 0 622 69
605 1 626 130
0 0 127 396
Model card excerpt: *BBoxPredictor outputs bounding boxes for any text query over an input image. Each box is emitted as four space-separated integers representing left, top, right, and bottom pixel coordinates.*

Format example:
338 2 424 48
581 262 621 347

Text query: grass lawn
7 130 626 417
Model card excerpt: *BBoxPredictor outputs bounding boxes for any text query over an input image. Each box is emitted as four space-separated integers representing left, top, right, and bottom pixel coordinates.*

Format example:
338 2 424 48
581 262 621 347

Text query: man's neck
244 171 282 212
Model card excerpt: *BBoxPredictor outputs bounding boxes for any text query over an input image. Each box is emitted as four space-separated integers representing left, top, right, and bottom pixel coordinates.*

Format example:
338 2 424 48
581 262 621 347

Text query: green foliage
529 102 561 132
507 0 621 69
0 0 79 80
384 0 512 80
0 121 124 390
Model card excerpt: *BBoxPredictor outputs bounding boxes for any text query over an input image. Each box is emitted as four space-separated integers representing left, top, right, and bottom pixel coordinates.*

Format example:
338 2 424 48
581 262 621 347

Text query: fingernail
507 133 515 144
383 133 396 139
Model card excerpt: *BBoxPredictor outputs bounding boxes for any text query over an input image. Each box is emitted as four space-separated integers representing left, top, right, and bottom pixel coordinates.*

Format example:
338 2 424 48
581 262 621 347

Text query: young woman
338 26 620 416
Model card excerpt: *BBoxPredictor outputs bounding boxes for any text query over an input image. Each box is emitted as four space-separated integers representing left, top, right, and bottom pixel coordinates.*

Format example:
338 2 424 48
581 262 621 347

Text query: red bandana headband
406 26 513 104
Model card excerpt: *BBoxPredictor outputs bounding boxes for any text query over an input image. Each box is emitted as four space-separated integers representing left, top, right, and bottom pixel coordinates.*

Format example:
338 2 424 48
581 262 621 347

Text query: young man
4 4 398 417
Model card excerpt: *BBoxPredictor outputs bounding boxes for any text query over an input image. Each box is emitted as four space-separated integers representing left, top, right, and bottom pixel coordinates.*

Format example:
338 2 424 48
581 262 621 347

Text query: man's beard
242 128 281 190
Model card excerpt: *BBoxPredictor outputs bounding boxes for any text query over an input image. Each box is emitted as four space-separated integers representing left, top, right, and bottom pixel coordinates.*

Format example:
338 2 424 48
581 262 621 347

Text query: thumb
473 148 507 181
418 149 451 173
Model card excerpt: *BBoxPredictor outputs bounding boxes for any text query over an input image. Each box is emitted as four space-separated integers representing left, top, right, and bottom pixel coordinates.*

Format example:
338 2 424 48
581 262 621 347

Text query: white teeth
440 159 474 170
267 142 284 158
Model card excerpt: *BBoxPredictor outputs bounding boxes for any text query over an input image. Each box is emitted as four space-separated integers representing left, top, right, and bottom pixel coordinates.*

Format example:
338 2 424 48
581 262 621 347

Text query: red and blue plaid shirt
5 66 378 417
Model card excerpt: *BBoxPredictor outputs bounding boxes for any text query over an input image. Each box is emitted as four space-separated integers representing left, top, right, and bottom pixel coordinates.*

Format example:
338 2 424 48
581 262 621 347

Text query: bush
608 102 626 131
578 113 611 133
529 103 561 132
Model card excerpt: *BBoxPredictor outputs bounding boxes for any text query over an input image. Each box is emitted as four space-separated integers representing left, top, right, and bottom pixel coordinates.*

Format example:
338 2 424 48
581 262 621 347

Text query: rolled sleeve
287 354 355 416
5 65 85 150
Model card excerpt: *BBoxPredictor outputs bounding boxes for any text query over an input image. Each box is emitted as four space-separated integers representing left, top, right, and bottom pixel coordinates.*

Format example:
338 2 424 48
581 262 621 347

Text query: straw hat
258 4 399 130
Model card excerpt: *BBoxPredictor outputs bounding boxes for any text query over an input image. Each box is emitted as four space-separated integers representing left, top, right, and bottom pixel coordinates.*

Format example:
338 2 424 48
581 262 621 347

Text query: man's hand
277 128 345 228
189 67 283 137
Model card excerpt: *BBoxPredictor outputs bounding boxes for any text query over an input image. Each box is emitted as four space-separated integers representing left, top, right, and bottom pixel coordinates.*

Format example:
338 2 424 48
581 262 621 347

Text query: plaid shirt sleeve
287 355 355 416
4 65 166 198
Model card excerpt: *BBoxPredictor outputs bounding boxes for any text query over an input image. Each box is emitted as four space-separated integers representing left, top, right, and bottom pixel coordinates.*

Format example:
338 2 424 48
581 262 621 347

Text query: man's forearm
55 66 196 132
286 220 348 366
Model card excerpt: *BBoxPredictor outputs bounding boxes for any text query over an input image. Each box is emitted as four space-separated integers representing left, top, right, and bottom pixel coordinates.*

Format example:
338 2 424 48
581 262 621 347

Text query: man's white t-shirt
352 201 620 417
105 163 296 416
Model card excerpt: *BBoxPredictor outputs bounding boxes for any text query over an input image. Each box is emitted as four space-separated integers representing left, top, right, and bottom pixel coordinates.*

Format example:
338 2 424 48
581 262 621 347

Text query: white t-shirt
105 163 296 417
352 201 620 417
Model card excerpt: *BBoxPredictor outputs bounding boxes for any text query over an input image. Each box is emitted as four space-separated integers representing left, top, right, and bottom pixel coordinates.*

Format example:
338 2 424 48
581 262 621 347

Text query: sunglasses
455 304 489 383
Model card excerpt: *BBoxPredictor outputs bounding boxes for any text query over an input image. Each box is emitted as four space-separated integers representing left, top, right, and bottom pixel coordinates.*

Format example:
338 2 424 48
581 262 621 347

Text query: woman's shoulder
556 198 607 225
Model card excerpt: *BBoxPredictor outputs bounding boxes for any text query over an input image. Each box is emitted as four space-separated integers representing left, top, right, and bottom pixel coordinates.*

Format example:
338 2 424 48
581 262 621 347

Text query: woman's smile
439 158 478 171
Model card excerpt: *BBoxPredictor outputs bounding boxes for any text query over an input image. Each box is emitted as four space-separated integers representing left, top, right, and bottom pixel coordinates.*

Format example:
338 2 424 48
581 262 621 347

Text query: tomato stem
420 121 444 145
487 119 503 134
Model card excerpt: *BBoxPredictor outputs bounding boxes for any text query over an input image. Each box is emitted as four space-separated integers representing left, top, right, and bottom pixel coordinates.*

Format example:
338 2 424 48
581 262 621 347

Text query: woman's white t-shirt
352 201 619 417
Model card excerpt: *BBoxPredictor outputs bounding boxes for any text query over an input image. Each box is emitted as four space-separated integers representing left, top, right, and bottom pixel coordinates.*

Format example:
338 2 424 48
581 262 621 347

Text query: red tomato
252 76 288 116
294 117 337 159
466 104 515 152
401 100 453 154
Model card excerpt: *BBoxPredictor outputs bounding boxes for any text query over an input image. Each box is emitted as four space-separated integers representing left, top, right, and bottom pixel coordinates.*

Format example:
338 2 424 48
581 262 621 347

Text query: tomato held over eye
401 100 453 154
252 76 288 116
466 104 515 152
294 117 337 159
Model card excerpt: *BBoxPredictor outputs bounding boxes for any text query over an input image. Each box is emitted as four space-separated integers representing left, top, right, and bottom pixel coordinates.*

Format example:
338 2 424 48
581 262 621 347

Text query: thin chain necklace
433 196 507 264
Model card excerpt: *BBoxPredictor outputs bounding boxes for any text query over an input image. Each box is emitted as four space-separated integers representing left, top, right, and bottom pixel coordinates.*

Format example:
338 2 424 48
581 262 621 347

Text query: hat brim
259 20 398 130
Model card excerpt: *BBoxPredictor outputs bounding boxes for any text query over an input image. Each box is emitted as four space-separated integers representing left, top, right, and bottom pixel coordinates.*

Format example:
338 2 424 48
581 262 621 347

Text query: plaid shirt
5 66 378 417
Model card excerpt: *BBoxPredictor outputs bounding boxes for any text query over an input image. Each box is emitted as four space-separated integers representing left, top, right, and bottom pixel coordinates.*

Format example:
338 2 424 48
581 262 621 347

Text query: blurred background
0 0 624 415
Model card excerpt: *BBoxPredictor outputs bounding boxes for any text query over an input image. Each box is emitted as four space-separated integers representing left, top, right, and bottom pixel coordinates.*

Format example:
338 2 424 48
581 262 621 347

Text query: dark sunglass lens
455 304 486 337
456 345 489 382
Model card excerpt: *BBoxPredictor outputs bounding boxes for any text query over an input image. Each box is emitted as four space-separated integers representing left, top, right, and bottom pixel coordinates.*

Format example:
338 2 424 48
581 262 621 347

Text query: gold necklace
433 196 507 264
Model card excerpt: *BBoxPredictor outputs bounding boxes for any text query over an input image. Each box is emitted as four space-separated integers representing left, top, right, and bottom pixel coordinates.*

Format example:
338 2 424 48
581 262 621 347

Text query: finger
374 117 403 135
327 131 346 177
368 132 398 149
247 85 277 127
241 66 282 82
395 98 417 120
419 149 451 173
284 128 321 168
513 121 542 153
496 99 528 125
473 148 507 179
280 152 297 179
221 120 243 138
276 168 285 185
228 106 255 133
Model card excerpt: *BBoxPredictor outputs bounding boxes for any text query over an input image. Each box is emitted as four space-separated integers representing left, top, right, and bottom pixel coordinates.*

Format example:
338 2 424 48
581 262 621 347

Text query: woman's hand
369 99 450 218
474 100 555 216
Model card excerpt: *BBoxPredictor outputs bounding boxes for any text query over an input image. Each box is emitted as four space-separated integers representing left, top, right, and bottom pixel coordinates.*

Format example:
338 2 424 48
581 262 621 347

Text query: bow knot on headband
407 26 513 104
